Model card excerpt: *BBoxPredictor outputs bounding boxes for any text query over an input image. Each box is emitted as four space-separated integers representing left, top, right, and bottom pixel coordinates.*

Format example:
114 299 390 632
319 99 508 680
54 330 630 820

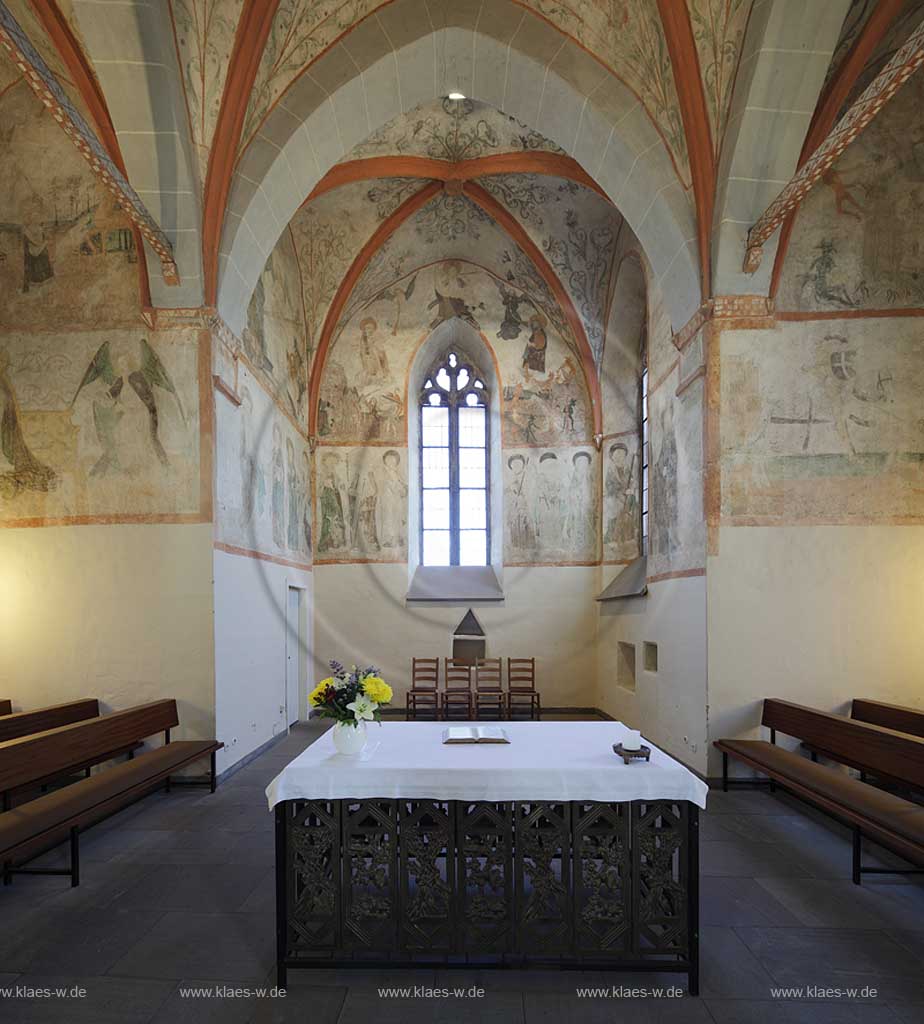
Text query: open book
442 726 510 744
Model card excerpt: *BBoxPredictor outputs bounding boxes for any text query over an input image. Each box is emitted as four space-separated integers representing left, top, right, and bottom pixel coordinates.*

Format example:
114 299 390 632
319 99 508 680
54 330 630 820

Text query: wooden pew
0 700 10 716
714 699 924 884
0 699 144 806
0 699 222 887
802 698 924 787
852 698 924 739
0 699 100 743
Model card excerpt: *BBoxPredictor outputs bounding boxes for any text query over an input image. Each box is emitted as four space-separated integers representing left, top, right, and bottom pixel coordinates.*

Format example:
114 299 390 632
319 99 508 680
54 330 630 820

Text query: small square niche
643 642 659 673
617 642 637 693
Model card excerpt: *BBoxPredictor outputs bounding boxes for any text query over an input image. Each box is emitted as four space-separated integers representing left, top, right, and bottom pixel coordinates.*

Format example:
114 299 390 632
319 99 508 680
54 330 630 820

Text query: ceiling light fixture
447 91 466 100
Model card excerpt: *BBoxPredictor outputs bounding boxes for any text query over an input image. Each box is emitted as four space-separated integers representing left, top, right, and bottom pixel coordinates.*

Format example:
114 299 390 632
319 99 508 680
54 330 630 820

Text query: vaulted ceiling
2 0 922 334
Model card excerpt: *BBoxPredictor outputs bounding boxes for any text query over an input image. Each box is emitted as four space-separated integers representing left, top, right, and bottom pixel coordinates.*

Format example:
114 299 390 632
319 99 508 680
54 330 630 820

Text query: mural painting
779 71 924 312
0 79 139 330
214 362 311 563
481 174 620 369
503 446 598 563
318 260 591 448
721 320 924 521
241 228 310 429
315 446 408 562
169 0 245 189
0 330 201 522
602 435 641 563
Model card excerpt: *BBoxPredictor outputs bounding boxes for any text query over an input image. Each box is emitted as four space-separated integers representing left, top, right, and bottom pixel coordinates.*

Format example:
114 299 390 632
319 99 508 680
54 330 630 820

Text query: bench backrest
852 698 924 739
0 699 179 794
763 698 924 789
0 699 99 744
0 700 10 716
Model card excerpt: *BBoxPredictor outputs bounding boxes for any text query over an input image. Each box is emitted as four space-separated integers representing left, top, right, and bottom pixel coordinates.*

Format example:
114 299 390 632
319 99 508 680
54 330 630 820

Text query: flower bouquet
309 661 392 754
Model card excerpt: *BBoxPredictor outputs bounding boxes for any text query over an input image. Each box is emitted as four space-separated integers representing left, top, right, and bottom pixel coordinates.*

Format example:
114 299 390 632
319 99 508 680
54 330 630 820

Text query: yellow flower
363 676 392 705
309 677 335 706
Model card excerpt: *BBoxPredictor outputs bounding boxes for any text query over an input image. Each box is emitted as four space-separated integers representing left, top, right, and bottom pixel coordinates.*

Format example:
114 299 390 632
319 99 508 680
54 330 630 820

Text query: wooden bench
715 698 924 885
0 700 10 716
0 699 145 809
802 698 924 789
0 698 101 744
0 699 222 887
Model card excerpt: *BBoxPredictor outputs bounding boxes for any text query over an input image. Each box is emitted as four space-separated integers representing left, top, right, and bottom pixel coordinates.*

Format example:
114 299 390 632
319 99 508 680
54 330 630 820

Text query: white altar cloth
265 721 708 810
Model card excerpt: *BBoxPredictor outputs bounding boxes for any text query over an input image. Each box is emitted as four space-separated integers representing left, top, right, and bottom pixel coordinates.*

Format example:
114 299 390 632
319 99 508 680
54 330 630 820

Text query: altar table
267 721 707 992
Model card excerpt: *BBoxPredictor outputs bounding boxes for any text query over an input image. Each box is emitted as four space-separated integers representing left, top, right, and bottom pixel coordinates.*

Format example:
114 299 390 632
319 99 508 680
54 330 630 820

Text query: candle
623 729 642 751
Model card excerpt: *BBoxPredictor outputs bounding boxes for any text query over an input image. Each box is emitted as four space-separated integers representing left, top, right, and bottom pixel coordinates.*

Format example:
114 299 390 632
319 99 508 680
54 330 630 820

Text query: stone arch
215 0 699 335
65 0 204 308
711 0 854 296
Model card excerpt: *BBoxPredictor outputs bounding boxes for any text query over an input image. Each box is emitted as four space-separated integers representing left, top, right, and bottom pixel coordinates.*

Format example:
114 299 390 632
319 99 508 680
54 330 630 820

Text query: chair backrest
762 698 924 789
0 699 179 794
411 658 439 692
444 658 472 691
475 658 502 691
852 698 924 739
0 700 10 716
508 658 536 692
0 698 99 745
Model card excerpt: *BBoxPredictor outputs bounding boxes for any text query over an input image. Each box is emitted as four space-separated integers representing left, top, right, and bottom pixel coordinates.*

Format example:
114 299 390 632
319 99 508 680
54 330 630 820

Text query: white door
285 587 301 727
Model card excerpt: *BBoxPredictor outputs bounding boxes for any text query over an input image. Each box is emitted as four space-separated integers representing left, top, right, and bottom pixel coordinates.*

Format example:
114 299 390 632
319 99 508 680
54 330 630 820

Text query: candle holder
613 742 651 765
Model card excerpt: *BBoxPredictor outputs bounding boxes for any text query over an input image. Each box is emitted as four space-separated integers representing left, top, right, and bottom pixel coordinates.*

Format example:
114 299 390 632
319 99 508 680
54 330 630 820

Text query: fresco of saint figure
318 454 346 553
522 312 548 373
604 442 639 547
286 439 299 551
271 424 285 549
378 449 407 549
507 454 535 550
300 452 312 557
565 449 595 551
359 317 389 384
536 451 562 548
357 470 380 552
0 350 57 497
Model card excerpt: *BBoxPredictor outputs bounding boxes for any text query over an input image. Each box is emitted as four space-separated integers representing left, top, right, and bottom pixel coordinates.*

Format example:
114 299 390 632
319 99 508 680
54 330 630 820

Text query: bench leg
3 861 10 885
852 828 862 886
722 752 728 793
165 776 171 795
210 751 217 794
810 751 818 763
70 827 80 888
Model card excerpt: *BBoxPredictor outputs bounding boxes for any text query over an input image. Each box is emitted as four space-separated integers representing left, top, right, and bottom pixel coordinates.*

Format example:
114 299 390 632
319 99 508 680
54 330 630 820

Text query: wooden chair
406 658 440 721
507 658 540 720
474 658 505 720
442 659 473 720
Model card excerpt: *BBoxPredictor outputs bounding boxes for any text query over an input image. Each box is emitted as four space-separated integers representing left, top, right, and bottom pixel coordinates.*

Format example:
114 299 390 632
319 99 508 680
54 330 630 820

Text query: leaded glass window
420 350 489 566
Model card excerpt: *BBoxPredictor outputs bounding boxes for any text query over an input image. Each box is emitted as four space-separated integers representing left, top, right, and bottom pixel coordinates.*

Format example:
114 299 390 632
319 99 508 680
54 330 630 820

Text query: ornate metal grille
276 798 699 991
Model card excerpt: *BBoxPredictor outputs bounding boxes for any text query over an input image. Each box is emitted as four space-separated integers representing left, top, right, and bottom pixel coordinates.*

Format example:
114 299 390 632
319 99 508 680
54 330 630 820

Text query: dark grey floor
1 720 922 1023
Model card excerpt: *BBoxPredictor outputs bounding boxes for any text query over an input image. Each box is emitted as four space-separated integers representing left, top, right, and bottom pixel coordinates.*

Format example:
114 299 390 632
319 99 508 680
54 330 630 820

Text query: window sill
597 556 647 601
406 565 504 602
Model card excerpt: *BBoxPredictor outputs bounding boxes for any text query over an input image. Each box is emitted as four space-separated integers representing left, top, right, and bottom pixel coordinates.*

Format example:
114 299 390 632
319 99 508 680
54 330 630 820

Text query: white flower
346 695 377 722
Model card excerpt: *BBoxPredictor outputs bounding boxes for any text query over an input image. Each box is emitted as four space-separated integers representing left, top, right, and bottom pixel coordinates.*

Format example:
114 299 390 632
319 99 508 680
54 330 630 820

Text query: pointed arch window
419 350 489 566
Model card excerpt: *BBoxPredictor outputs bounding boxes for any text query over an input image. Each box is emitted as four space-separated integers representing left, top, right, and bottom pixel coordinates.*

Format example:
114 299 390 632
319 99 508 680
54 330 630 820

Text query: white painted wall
0 523 215 741
213 548 313 773
706 525 924 777
312 563 598 708
595 574 708 774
